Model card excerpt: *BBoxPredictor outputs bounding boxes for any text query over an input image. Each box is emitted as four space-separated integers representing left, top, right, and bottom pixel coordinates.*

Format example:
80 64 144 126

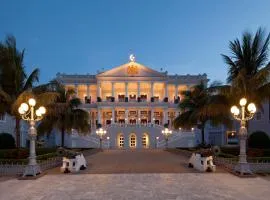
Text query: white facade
56 56 207 148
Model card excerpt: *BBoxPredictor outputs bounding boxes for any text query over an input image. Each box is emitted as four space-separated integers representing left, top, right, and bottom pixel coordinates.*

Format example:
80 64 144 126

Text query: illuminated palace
56 55 208 149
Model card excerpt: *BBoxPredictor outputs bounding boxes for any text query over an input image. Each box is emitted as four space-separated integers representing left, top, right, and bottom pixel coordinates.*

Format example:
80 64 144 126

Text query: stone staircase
67 124 197 148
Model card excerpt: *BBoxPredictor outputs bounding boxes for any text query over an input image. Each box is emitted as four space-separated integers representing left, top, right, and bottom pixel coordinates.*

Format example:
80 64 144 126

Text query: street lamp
230 97 256 175
96 128 107 149
107 136 110 149
161 128 172 148
18 98 46 177
155 136 159 148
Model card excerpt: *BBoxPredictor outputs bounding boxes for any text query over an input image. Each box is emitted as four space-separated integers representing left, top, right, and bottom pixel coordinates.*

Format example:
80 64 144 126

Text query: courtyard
1 150 270 200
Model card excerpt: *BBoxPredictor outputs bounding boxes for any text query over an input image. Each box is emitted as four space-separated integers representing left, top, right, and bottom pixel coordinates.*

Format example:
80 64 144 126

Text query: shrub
248 131 270 149
0 133 15 149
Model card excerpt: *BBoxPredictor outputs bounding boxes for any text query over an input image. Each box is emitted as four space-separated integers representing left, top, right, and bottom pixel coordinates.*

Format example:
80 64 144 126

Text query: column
75 84 78 97
87 84 90 99
163 109 168 125
125 82 128 97
137 82 140 97
175 84 179 99
137 109 141 124
165 83 168 98
112 107 115 124
111 82 115 98
151 108 154 124
125 108 128 124
151 82 154 98
97 81 101 97
97 108 101 125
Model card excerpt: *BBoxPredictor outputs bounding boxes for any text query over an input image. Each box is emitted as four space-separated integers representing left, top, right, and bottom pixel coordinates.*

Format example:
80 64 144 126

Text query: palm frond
23 68 40 91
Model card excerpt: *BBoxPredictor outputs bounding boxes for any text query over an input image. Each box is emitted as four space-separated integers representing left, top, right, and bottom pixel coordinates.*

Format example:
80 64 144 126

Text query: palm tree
220 27 270 106
37 81 90 147
0 35 58 147
173 82 231 145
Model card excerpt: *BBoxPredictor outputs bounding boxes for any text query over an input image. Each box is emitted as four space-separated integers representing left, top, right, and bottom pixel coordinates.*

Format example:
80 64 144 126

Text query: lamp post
96 128 107 149
107 136 110 149
230 97 256 175
18 98 46 177
161 128 172 149
155 136 159 148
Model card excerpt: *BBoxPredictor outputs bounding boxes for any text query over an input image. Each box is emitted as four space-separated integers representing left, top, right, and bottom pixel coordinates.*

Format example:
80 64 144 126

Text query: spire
129 54 135 62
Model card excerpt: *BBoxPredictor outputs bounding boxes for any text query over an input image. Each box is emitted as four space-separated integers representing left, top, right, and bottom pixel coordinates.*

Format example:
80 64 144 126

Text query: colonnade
73 81 182 102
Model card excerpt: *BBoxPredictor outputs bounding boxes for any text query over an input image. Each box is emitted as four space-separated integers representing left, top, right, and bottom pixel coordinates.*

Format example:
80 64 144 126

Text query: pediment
97 61 165 77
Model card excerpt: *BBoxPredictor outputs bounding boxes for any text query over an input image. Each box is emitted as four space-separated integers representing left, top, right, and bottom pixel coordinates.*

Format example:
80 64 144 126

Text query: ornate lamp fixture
230 97 256 175
18 98 46 177
96 128 107 149
161 128 172 148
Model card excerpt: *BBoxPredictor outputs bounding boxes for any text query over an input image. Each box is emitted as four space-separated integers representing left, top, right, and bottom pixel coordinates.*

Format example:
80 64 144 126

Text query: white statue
188 153 216 172
60 153 87 173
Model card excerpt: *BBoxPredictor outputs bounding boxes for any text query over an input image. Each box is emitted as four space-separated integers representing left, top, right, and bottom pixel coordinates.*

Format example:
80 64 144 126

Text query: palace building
56 55 208 149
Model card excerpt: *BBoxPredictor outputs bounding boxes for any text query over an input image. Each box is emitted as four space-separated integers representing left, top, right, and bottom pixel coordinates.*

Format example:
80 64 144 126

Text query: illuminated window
142 133 149 148
119 134 124 148
130 134 136 148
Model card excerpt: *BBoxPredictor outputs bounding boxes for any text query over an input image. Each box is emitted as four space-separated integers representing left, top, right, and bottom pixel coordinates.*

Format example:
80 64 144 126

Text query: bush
0 148 57 159
248 131 270 149
220 146 239 156
0 133 15 149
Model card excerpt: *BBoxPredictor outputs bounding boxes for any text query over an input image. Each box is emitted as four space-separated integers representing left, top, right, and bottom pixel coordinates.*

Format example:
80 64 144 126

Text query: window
130 134 136 148
119 135 124 148
142 134 149 148
0 113 6 121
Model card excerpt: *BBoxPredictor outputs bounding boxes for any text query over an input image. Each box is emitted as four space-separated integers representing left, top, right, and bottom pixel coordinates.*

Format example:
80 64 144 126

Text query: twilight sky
1 0 270 84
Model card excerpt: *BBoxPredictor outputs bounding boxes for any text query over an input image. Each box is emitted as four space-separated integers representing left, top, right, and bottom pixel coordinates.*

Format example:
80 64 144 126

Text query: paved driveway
86 149 198 173
1 150 270 200
49 149 224 174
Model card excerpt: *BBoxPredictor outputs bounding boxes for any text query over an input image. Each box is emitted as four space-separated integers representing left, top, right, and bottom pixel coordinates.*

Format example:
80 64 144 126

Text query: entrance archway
129 133 136 148
142 133 150 148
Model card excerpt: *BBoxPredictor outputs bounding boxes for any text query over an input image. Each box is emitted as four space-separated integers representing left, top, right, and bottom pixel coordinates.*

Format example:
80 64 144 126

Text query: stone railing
214 156 270 173
0 157 62 176
213 156 238 171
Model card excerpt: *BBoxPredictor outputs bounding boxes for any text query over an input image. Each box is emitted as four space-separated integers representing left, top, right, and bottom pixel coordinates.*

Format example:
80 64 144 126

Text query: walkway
79 149 197 174
1 150 270 200
1 173 270 200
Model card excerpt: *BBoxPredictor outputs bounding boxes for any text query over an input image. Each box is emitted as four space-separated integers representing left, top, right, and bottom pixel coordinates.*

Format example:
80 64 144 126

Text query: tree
0 35 58 147
219 27 270 106
0 133 15 149
37 81 90 147
173 82 231 145
248 131 270 149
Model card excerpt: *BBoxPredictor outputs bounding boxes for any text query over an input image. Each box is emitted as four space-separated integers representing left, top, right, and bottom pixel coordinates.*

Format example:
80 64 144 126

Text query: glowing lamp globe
28 98 36 106
35 109 42 117
39 106 46 114
239 98 247 106
21 103 29 112
18 106 25 114
234 107 240 115
247 103 256 113
230 106 238 114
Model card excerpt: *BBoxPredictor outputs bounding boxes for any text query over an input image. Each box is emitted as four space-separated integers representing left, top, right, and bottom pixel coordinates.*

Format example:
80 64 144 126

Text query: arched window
118 133 124 148
142 133 149 148
130 133 136 148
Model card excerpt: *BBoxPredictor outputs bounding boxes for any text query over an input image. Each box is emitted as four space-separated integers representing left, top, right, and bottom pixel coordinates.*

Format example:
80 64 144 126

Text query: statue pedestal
23 164 41 177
